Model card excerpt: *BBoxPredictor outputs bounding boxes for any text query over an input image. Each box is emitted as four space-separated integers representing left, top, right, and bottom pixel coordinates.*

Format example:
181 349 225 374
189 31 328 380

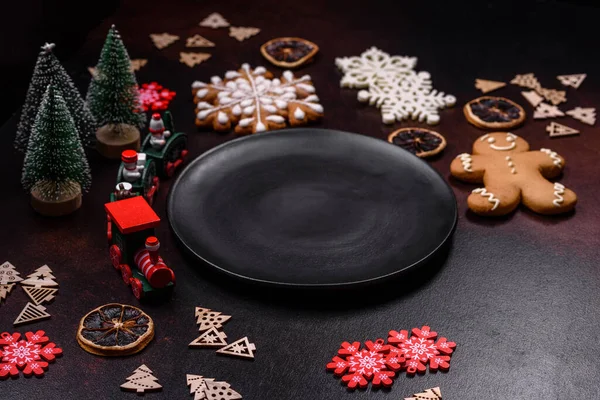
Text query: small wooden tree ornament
121 364 162 394
22 286 58 305
195 307 231 331
189 326 228 348
533 103 565 119
150 33 180 49
0 284 15 304
405 387 442 400
566 107 596 125
130 59 148 72
199 13 230 29
204 381 242 400
20 265 59 288
229 27 260 42
14 303 51 326
475 79 506 94
187 375 215 400
216 337 256 359
0 262 23 285
547 121 579 138
186 35 215 48
557 74 586 89
521 90 543 107
180 52 212 68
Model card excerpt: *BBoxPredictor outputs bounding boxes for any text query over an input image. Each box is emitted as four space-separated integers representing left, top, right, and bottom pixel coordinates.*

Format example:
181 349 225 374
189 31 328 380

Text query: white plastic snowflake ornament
336 47 455 125
191 63 323 134
389 326 456 375
0 330 62 377
326 339 404 389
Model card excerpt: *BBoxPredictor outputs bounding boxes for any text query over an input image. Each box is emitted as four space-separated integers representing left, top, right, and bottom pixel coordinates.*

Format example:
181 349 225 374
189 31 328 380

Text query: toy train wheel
163 135 187 176
120 264 132 285
141 160 158 203
130 278 143 300
109 245 122 270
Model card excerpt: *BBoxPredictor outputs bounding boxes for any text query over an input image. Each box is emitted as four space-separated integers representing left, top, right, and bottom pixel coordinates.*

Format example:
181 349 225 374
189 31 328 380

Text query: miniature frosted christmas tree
20 265 59 288
87 25 145 158
15 43 96 152
120 364 162 394
21 84 91 216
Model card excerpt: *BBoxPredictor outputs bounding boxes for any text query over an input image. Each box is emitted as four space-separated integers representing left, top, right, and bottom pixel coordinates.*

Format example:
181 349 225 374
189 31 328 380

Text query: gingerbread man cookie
450 132 577 216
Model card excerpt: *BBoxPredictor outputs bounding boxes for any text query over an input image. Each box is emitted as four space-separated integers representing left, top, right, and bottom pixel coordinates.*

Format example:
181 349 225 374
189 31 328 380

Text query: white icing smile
490 142 516 151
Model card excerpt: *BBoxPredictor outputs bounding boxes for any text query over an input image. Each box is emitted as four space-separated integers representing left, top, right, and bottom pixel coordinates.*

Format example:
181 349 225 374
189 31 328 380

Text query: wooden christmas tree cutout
187 375 215 400
195 307 231 331
0 284 15 304
510 73 540 89
475 79 506 94
186 35 215 48
14 302 51 326
199 13 230 29
521 90 543 107
216 337 256 359
130 59 148 71
229 27 260 42
538 87 567 105
557 73 586 89
22 286 59 305
189 326 228 348
533 102 564 119
121 364 162 394
150 33 180 49
546 121 579 138
20 265 59 288
0 261 23 285
180 52 212 68
204 381 242 400
567 107 596 125
405 386 442 400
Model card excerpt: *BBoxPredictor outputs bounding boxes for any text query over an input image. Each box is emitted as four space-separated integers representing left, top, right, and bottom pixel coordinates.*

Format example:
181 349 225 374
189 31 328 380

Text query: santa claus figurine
149 113 171 149
121 150 144 182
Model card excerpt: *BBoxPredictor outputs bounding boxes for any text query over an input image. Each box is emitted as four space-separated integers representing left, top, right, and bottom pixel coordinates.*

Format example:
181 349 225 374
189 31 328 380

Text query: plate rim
167 128 458 288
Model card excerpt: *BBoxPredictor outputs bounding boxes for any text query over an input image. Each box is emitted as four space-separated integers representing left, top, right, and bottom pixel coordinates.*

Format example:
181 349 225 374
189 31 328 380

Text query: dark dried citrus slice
387 128 447 158
464 96 525 129
76 303 154 356
260 37 319 68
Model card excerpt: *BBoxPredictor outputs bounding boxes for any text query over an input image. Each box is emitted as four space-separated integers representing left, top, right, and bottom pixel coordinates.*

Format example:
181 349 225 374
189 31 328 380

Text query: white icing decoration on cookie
553 182 565 207
232 105 242 116
306 103 324 113
254 66 266 75
196 101 212 110
243 105 255 115
192 81 205 89
196 88 209 99
283 70 294 81
297 83 315 93
294 107 306 120
210 76 222 85
225 71 241 79
255 121 267 132
240 99 254 108
456 153 472 172
263 105 277 113
540 148 562 167
266 115 285 123
472 188 500 211
275 100 288 109
197 110 211 120
217 112 229 125
479 134 490 141
239 117 254 127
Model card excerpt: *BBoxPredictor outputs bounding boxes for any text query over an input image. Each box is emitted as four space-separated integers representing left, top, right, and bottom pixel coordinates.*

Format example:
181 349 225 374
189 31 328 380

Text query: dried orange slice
76 303 154 356
464 96 525 129
387 128 447 158
260 37 319 68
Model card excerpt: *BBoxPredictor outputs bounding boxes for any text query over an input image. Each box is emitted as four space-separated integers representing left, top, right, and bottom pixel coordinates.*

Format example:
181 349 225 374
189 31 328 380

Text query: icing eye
487 137 496 143
506 135 515 142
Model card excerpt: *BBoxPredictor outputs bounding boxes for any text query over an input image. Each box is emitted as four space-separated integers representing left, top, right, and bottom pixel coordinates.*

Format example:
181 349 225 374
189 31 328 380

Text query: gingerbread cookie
464 96 525 130
450 132 576 216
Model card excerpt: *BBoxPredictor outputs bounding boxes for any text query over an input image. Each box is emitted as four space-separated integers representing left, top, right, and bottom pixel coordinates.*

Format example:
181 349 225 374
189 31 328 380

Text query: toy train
105 196 175 299
110 111 188 204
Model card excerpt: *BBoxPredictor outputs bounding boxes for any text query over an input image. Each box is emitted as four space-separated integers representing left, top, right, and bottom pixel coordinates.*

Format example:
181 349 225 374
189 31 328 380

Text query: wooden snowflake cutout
191 63 323 134
199 13 230 29
150 33 180 49
0 330 62 377
335 47 455 125
180 52 211 68
229 27 260 42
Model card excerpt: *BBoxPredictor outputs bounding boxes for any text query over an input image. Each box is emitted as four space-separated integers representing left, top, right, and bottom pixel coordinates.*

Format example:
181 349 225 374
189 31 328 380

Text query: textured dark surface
168 128 457 286
1 0 600 399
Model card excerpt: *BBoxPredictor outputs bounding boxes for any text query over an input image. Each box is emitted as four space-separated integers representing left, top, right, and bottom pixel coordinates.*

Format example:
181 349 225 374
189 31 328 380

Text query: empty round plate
167 128 457 288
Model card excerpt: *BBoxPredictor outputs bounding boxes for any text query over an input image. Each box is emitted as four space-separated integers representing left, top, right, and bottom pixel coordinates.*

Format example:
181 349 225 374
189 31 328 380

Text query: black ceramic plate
168 128 457 288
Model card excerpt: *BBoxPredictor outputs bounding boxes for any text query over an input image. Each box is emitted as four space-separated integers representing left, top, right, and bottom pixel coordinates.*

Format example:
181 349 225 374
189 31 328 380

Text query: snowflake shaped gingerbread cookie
191 63 323 134
336 47 455 125
0 330 62 377
450 132 577 216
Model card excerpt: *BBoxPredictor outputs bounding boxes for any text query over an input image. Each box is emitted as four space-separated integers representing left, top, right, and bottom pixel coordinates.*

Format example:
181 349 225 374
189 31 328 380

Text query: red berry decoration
0 330 62 378
138 82 176 112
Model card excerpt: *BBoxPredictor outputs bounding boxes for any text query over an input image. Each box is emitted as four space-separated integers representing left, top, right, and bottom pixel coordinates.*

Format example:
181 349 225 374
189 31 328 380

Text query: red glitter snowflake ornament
0 330 62 378
389 326 456 376
326 339 404 389
138 82 176 111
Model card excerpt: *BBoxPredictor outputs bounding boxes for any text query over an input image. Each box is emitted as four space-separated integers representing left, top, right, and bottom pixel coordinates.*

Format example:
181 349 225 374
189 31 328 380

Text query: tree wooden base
31 185 82 217
96 124 141 159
